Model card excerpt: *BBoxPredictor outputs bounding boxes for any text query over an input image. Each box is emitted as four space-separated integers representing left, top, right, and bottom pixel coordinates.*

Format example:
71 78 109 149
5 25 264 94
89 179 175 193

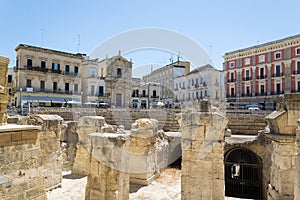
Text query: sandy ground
47 168 181 200
47 169 250 200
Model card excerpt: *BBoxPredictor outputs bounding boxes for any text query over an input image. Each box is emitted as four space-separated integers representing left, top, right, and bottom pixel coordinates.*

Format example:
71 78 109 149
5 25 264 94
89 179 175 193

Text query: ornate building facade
223 34 300 109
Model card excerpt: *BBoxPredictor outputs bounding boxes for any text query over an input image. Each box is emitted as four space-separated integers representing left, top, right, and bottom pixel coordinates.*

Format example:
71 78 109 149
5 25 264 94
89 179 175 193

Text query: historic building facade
223 34 300 109
142 61 190 106
174 64 224 107
14 44 85 107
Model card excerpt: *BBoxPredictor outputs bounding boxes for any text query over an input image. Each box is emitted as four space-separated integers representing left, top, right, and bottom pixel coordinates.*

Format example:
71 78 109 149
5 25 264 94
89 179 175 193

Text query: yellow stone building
14 44 85 108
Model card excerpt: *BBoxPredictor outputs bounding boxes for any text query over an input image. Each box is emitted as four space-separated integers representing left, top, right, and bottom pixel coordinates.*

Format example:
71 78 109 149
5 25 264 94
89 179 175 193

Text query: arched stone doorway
224 148 263 199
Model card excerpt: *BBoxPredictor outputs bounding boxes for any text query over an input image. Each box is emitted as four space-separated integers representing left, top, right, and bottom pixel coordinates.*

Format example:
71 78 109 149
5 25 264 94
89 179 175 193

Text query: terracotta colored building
223 34 300 109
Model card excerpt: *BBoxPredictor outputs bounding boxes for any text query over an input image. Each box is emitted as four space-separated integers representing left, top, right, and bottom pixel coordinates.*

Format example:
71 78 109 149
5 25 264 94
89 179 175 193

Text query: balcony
255 92 267 96
151 95 159 98
272 73 283 77
270 91 284 95
226 94 236 98
256 75 267 79
203 82 207 86
13 87 81 95
19 65 49 72
194 83 199 87
242 77 252 81
241 93 252 97
292 70 300 75
291 89 300 93
63 71 79 76
227 79 236 83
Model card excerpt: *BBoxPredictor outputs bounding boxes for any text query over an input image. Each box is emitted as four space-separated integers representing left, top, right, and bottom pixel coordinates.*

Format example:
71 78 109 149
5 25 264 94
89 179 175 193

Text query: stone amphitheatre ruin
1 55 300 199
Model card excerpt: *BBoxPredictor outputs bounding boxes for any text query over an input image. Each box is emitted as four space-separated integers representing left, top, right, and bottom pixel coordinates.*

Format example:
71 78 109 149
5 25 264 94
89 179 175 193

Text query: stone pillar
73 116 112 175
0 56 10 125
85 132 129 200
294 119 300 199
128 118 161 185
178 101 227 200
24 114 64 190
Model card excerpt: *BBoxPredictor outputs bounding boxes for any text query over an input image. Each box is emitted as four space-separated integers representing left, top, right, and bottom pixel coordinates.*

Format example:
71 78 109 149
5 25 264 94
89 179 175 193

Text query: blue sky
1 0 300 77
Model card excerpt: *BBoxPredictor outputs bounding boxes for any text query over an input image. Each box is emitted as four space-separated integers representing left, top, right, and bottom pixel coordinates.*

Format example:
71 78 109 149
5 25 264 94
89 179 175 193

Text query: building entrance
224 148 262 199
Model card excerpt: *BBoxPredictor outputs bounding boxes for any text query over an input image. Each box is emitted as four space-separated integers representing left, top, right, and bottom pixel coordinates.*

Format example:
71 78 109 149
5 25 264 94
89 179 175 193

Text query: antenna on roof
40 28 46 47
169 54 173 64
77 34 80 52
177 51 181 62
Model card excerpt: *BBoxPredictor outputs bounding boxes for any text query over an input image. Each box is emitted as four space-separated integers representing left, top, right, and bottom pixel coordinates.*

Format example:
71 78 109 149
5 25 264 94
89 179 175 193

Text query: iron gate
224 148 262 199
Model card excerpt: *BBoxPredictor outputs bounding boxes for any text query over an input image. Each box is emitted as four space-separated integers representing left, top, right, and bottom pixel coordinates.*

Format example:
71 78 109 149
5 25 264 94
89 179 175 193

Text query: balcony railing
292 70 300 75
255 92 267 96
272 73 283 77
151 95 159 98
256 75 267 79
226 94 236 98
241 93 252 97
17 65 80 76
227 79 236 83
270 91 284 95
194 83 199 87
242 77 252 81
291 89 300 93
13 87 81 95
203 82 207 86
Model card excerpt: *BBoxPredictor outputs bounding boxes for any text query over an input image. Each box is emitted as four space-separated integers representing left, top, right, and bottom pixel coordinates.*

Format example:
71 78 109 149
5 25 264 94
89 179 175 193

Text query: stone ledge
0 124 41 134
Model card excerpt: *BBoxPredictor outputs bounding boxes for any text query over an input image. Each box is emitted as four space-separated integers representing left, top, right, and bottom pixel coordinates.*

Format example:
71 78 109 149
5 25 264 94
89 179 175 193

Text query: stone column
85 132 129 200
128 118 161 185
0 56 10 125
178 101 227 200
295 119 300 199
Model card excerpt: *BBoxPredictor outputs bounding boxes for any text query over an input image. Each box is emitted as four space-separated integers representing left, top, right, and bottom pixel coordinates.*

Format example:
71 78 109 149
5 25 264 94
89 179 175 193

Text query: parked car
248 107 260 111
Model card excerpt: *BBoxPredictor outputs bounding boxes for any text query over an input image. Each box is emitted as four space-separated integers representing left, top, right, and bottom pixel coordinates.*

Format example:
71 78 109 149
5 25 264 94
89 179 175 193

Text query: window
99 86 104 96
196 78 198 84
90 69 95 77
275 52 281 59
204 90 207 96
246 86 250 95
276 65 281 75
229 61 235 68
40 80 45 90
52 63 60 70
246 70 250 78
259 55 265 63
153 90 157 97
26 79 32 87
74 66 78 75
65 65 70 72
142 90 146 97
244 58 250 65
8 75 12 83
41 61 46 68
53 82 57 91
276 83 281 92
175 83 178 89
296 48 300 55
74 84 78 92
65 83 69 92
260 68 264 76
192 79 194 86
117 68 122 77
230 72 234 80
91 85 95 96
297 61 300 72
230 88 234 96
27 59 32 67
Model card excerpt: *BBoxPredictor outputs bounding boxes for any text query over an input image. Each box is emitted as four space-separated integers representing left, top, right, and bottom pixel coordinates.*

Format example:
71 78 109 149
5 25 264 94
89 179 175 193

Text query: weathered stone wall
22 114 63 190
85 133 129 200
128 118 169 185
0 125 46 200
72 116 116 175
295 119 300 199
0 56 10 125
60 121 78 170
32 108 181 132
178 102 227 200
265 94 300 200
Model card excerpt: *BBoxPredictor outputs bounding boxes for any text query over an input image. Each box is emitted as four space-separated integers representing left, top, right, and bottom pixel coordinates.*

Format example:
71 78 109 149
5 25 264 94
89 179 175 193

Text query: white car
248 107 260 111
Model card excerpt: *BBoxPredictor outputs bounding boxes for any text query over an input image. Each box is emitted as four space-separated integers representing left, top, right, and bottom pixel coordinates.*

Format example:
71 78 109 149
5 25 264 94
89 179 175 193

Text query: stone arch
224 147 263 199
